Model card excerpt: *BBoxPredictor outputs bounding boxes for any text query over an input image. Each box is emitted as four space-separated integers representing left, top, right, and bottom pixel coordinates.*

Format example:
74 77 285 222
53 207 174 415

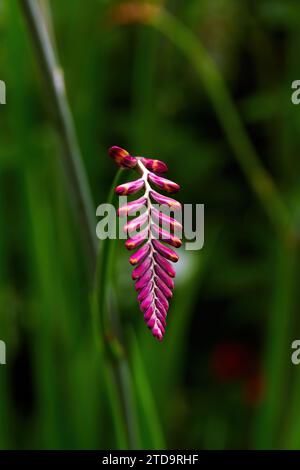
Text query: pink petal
151 323 164 341
149 190 181 211
131 257 151 280
135 269 152 290
140 157 168 174
148 173 180 193
109 146 137 169
124 211 148 234
140 293 154 312
153 252 176 278
156 277 173 299
144 305 155 321
138 283 153 302
147 315 156 329
151 224 182 248
155 298 167 318
125 229 148 251
116 178 144 195
152 239 179 262
155 288 169 311
118 196 147 217
153 319 165 336
151 206 182 232
154 264 174 290
156 310 166 328
129 242 150 266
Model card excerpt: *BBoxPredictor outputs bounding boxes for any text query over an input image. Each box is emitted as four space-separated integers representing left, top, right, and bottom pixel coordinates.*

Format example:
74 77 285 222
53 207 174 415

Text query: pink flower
109 146 137 169
109 146 182 341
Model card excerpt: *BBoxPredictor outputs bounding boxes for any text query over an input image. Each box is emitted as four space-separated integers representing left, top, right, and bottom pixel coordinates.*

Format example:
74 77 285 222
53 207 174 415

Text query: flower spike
109 146 182 341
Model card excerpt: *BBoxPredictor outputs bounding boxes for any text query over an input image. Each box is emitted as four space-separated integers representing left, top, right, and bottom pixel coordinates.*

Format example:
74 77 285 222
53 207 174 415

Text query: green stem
149 9 293 242
129 328 166 449
95 169 123 340
252 239 297 449
94 169 140 449
280 244 300 450
20 0 139 450
19 0 97 271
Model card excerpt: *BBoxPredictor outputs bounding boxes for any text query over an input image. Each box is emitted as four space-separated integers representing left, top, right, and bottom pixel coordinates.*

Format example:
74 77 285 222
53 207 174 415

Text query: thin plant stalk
19 0 97 270
149 9 293 243
252 240 297 449
19 0 140 450
129 328 166 449
93 169 141 449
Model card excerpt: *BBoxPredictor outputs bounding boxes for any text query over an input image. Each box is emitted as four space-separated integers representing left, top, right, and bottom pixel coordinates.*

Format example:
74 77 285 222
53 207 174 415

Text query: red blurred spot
109 2 160 25
211 341 265 406
244 372 265 406
211 342 256 382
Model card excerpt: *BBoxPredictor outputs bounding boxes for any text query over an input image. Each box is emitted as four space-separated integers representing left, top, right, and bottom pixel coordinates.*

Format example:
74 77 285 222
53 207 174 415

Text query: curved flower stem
94 169 140 449
19 0 97 272
20 0 139 449
149 9 294 243
95 169 124 338
129 328 166 449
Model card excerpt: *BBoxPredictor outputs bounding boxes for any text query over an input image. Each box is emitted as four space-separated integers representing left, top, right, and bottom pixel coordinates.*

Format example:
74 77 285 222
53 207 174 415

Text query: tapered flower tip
143 305 165 341
108 146 137 169
152 325 164 341
140 157 168 174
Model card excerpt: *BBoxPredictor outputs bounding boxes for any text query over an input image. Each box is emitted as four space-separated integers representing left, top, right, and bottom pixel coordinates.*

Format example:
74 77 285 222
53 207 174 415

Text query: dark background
0 0 300 450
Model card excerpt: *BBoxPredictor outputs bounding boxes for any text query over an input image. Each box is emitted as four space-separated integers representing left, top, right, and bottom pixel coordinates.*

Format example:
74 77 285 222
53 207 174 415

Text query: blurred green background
1 0 300 450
